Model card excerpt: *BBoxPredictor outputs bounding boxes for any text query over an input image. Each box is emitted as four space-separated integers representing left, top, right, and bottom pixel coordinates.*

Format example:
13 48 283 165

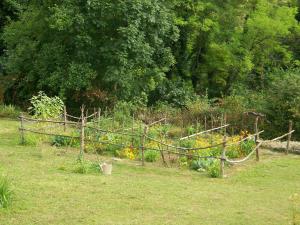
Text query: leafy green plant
144 150 159 162
52 135 72 147
207 159 221 178
0 176 12 208
23 133 40 146
240 140 256 156
73 160 100 174
28 91 64 119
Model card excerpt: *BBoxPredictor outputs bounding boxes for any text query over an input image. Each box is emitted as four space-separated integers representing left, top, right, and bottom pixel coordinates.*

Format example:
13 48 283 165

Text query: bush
23 133 40 146
0 176 12 208
144 150 159 162
0 104 20 118
73 160 100 174
28 91 64 119
52 135 72 147
240 140 256 156
207 159 221 178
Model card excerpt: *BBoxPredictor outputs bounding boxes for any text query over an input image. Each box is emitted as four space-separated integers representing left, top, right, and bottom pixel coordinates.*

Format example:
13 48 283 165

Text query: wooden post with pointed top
131 114 134 148
255 116 260 161
220 114 227 178
141 125 148 166
286 120 293 155
20 113 25 144
63 105 67 132
79 105 85 160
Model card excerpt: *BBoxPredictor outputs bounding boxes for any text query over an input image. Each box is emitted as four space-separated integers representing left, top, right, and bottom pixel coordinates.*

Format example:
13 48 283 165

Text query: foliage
0 104 20 118
206 159 220 178
190 158 220 178
117 147 138 160
0 176 12 208
144 150 159 162
264 69 300 138
73 160 100 174
28 91 64 119
2 0 178 104
52 135 72 147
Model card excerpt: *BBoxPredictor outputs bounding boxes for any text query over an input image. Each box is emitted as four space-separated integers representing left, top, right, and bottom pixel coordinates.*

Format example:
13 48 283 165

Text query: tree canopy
1 0 300 107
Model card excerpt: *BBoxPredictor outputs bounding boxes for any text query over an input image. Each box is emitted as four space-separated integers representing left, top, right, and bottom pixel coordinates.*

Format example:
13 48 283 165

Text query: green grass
0 119 299 224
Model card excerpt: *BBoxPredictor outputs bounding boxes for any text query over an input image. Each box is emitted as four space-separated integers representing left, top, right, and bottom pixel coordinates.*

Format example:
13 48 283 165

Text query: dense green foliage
1 0 300 137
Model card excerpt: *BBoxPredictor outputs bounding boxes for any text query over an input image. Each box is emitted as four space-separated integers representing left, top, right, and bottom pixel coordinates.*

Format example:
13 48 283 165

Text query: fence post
286 120 293 155
141 125 148 166
20 113 25 144
63 105 67 132
98 108 101 124
131 114 134 148
79 105 85 160
255 116 260 161
220 114 227 178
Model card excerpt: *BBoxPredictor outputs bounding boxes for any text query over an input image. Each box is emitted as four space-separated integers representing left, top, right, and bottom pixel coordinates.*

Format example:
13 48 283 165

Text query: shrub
23 133 40 146
73 160 100 174
207 159 221 178
189 158 219 177
52 135 72 147
0 104 20 118
144 150 159 162
0 176 12 208
28 91 64 119
240 140 256 156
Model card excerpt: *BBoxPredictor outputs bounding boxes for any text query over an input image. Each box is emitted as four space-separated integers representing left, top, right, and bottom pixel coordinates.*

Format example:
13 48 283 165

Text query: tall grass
0 104 20 119
0 176 12 208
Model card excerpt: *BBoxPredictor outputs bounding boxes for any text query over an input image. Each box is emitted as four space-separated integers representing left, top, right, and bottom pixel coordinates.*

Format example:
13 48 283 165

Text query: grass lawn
0 119 300 225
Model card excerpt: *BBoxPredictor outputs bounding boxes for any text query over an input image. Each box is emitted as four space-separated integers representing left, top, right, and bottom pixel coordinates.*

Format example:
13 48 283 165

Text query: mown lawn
0 119 300 225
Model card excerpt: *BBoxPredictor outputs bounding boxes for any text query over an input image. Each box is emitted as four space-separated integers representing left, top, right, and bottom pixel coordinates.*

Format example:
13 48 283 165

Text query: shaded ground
0 119 300 225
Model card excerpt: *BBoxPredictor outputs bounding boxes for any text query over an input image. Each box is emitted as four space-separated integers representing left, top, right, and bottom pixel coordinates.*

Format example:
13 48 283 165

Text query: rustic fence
18 107 296 178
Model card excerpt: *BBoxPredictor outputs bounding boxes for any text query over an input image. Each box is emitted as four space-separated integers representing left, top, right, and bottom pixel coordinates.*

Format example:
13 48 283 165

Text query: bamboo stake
286 120 293 155
255 116 259 161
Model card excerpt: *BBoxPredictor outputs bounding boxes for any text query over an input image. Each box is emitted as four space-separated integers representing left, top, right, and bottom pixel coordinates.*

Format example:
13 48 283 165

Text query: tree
2 0 178 105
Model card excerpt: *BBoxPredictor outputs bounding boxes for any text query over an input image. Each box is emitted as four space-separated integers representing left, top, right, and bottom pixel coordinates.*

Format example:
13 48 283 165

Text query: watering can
99 162 112 175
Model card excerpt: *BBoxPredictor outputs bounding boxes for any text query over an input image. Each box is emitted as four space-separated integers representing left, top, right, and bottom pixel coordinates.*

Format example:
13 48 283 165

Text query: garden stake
286 120 293 155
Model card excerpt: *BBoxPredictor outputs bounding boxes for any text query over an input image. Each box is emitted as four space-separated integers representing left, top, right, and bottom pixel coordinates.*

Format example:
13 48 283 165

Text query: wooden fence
18 107 296 178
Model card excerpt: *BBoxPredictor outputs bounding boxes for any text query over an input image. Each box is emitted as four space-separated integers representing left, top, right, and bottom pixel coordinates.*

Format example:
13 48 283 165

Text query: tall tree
2 0 178 105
